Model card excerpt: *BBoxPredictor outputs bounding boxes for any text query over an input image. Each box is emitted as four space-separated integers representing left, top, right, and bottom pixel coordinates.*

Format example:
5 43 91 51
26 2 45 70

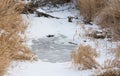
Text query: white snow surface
5 4 117 76
5 60 93 76
26 16 77 39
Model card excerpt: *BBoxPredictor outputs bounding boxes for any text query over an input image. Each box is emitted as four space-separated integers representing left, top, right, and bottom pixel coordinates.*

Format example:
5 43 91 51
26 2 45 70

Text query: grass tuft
77 0 120 40
0 0 37 75
96 0 120 40
97 69 120 76
77 0 107 24
71 44 99 70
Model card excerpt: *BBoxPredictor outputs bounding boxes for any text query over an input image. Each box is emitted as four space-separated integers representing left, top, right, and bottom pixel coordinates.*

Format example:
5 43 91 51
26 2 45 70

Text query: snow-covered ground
5 4 117 76
5 60 94 76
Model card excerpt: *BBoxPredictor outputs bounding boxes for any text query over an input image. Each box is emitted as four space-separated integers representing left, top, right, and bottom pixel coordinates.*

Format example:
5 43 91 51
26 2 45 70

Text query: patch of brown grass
71 44 99 70
96 0 120 40
93 59 120 76
77 0 107 24
113 45 120 59
0 51 11 76
104 59 120 70
77 0 120 40
95 45 120 76
0 0 37 75
104 45 120 69
97 69 120 76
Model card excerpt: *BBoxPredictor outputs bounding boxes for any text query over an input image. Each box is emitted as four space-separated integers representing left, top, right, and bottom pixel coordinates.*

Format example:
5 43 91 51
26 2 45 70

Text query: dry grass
97 69 120 76
77 0 120 40
77 0 107 24
71 44 99 70
104 45 120 69
94 45 120 76
103 59 120 69
92 58 120 76
0 0 37 75
0 52 11 76
113 45 120 59
34 0 71 7
96 0 120 40
22 2 37 14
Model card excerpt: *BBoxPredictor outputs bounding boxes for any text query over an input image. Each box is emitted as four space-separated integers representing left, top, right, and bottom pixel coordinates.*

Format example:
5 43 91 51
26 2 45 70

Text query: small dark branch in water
47 35 55 38
68 42 78 45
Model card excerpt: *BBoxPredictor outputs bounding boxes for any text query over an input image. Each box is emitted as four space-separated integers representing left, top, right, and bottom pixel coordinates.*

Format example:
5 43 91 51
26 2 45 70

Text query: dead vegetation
93 45 120 76
34 0 71 7
77 0 107 24
96 0 120 40
71 45 99 70
112 45 120 59
22 2 37 14
86 30 112 39
0 0 37 75
77 0 120 40
96 69 120 76
103 59 120 70
105 45 120 69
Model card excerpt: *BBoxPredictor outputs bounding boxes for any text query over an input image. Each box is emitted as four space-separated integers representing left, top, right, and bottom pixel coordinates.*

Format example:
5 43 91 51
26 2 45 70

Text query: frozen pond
31 34 77 63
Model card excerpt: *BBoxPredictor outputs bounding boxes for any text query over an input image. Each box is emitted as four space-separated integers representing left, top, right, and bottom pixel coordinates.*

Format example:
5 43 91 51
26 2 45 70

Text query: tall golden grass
77 0 107 24
104 45 120 69
77 0 120 40
0 0 37 75
112 45 120 59
96 0 120 40
98 59 120 75
96 69 120 76
94 45 120 76
71 45 99 70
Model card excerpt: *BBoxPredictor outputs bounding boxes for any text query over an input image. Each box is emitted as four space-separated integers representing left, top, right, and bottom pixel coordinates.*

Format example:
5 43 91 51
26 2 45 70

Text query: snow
37 8 46 13
24 7 80 63
6 60 93 76
5 3 118 76
26 17 77 39
5 4 87 76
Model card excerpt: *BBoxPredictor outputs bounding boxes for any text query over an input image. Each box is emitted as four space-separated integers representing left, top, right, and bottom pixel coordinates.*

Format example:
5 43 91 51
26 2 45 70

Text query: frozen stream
31 34 77 63
26 5 80 63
